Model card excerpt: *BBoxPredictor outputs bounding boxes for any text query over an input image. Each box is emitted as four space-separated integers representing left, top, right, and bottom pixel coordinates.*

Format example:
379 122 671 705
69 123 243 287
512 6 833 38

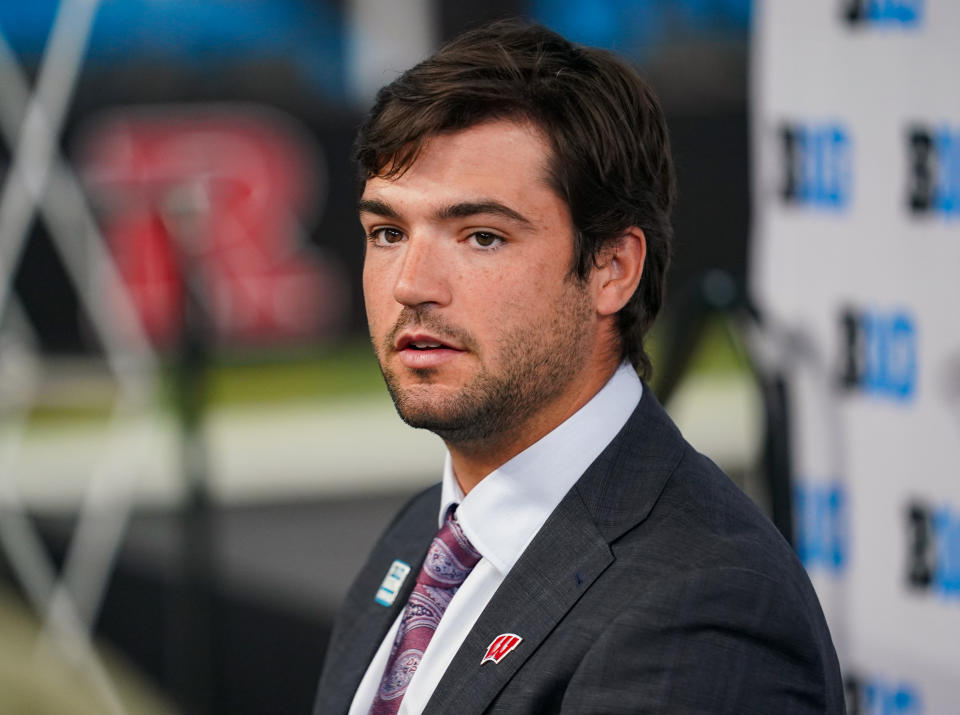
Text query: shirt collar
439 362 642 575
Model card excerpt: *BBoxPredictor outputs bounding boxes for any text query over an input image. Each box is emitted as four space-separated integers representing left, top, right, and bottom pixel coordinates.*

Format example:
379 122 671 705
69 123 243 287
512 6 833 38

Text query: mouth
396 333 463 352
394 332 465 368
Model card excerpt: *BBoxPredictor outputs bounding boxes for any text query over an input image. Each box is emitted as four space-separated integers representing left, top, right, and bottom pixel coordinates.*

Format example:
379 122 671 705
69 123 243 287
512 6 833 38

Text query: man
315 19 844 715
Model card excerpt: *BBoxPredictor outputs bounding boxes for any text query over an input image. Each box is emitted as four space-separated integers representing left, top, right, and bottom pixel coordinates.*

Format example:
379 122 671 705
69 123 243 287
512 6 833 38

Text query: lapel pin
481 633 523 665
374 559 411 606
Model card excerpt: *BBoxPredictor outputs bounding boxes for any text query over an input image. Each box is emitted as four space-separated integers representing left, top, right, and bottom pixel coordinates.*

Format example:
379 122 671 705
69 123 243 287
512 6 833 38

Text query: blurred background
0 0 954 713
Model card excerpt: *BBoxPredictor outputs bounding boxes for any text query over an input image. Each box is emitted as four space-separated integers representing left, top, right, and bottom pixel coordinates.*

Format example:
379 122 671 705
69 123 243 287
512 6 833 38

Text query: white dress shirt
349 363 642 715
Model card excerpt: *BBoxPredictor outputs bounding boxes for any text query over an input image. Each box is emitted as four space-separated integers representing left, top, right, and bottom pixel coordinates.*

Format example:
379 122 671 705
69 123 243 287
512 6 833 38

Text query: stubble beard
375 284 594 447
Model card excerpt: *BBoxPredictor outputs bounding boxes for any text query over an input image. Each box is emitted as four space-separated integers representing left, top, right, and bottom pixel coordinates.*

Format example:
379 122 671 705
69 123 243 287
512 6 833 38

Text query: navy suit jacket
314 388 845 713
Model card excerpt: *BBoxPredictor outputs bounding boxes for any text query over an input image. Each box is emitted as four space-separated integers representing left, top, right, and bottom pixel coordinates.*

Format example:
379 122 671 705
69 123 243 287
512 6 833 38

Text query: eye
368 227 404 245
468 231 504 249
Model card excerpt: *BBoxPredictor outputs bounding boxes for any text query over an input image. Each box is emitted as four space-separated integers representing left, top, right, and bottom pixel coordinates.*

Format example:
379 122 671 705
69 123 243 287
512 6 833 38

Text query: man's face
360 119 608 448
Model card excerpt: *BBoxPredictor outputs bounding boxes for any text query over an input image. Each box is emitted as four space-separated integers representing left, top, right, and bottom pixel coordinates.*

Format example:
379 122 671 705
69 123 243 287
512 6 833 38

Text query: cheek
362 262 391 327
468 271 560 346
493 258 566 309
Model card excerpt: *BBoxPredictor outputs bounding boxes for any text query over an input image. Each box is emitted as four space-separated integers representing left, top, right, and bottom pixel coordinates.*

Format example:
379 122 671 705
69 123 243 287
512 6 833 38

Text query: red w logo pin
481 633 522 665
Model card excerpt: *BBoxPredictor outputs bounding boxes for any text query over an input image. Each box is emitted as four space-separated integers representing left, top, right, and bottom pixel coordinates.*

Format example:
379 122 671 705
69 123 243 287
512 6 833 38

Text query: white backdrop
751 1 959 712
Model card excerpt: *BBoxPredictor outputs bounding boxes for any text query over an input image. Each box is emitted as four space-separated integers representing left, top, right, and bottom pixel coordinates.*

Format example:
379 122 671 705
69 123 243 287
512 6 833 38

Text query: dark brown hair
355 19 675 378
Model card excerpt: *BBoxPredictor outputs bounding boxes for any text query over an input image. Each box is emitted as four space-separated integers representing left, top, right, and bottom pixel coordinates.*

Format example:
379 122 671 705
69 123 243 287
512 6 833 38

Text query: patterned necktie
369 506 481 714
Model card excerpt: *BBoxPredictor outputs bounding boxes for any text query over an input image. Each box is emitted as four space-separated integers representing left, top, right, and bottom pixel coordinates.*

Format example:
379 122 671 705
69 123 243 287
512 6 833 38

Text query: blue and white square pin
375 559 411 606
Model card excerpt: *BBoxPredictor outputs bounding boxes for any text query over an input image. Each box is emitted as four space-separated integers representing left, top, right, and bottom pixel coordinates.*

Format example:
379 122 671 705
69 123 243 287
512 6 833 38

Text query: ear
592 227 646 317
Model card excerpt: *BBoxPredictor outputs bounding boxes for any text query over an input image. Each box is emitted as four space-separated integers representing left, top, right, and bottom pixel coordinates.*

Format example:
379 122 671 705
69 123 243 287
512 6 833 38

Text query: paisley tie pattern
369 506 481 714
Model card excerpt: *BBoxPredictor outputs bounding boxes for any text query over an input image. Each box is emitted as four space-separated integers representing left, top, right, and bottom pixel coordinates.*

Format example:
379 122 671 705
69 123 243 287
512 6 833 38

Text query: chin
393 397 460 432
390 383 455 418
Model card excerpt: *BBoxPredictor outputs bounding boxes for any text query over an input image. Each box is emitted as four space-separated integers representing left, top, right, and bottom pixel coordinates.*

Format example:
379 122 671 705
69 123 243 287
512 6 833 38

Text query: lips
395 332 465 368
396 333 462 352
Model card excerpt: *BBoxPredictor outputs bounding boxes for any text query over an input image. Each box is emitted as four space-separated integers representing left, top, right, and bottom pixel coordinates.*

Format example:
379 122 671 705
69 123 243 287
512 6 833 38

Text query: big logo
907 124 960 217
843 0 923 25
78 106 347 348
845 672 923 714
838 308 917 401
907 500 960 598
794 481 848 573
779 122 852 209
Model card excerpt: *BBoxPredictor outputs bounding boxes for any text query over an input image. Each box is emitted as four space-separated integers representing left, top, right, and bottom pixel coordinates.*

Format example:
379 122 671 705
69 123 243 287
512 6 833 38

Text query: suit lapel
424 387 686 714
316 486 441 715
425 492 611 713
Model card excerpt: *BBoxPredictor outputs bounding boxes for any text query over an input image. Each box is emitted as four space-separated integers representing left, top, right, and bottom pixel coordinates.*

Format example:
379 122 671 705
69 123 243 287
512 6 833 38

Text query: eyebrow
357 198 400 219
357 198 534 228
435 201 533 227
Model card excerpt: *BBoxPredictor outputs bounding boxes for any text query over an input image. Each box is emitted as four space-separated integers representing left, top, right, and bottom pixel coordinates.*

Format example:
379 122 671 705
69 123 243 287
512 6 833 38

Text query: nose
392 235 451 307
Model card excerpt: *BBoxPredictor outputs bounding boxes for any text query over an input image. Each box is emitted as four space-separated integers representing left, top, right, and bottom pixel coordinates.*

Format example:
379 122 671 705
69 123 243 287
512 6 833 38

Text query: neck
447 357 621 494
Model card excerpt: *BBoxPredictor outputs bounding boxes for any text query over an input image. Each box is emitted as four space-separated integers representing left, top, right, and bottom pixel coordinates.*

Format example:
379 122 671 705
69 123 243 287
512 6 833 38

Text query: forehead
360 119 560 211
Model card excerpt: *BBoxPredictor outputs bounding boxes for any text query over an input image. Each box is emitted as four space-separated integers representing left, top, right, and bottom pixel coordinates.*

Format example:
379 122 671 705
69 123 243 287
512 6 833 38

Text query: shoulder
562 558 845 713
611 437 824 627
593 388 808 589
647 448 797 570
561 393 845 711
588 447 845 711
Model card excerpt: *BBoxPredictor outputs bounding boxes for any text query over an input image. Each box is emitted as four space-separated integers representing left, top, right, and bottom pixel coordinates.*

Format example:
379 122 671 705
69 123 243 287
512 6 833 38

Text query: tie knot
418 507 482 588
